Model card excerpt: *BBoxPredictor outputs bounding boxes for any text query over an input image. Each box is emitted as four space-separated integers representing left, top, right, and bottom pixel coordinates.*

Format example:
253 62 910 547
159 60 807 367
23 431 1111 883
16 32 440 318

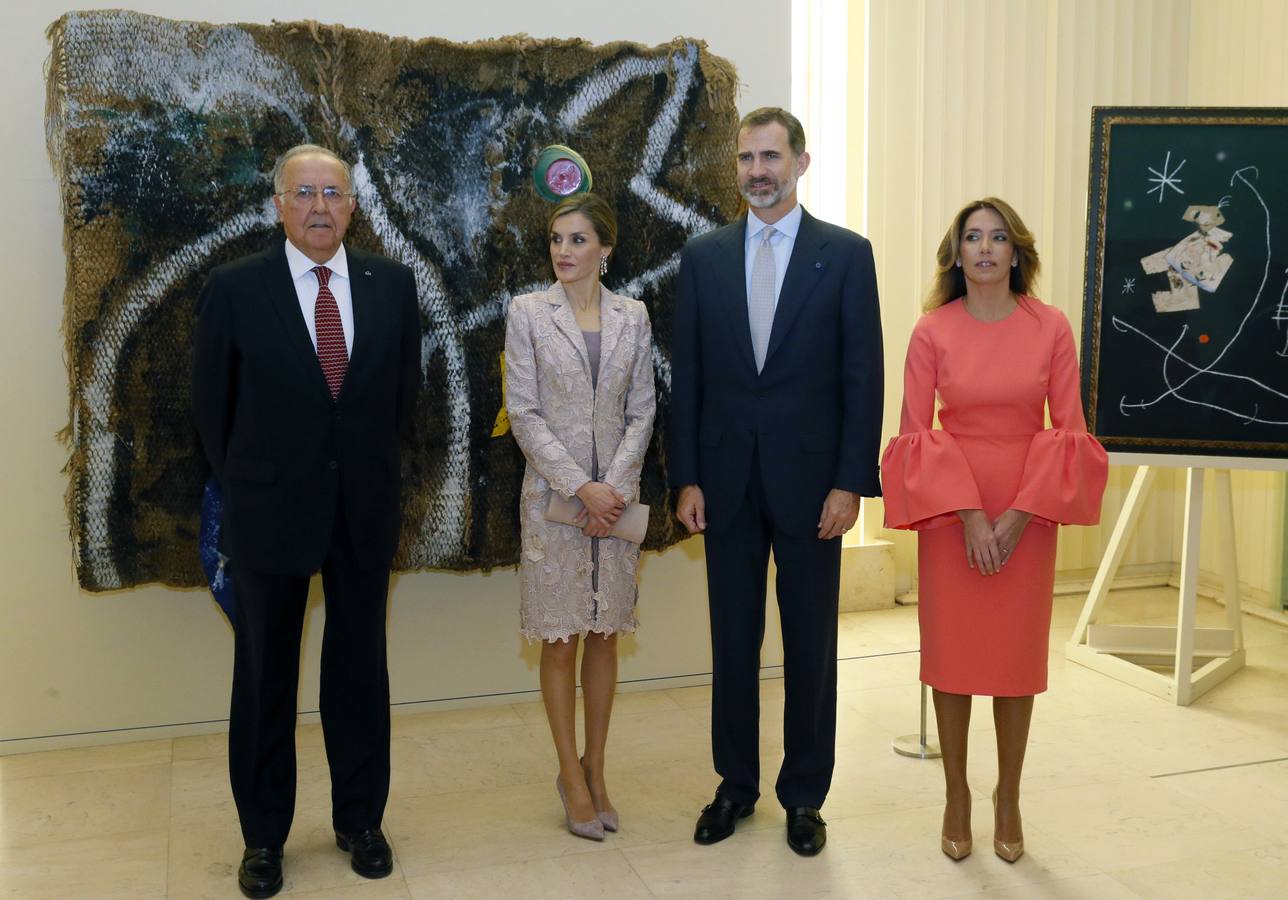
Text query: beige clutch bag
546 492 650 544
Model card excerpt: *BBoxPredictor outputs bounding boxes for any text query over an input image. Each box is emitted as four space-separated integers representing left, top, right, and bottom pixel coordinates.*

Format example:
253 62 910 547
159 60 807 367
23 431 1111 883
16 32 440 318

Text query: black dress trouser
701 444 842 810
228 500 392 848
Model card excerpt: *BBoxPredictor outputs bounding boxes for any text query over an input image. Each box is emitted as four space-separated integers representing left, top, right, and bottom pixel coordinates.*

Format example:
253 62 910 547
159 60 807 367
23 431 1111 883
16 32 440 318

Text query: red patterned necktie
312 265 348 399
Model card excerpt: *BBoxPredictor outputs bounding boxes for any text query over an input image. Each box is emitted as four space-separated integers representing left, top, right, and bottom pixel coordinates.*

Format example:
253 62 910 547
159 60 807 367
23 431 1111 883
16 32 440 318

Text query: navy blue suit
193 239 420 848
668 208 882 808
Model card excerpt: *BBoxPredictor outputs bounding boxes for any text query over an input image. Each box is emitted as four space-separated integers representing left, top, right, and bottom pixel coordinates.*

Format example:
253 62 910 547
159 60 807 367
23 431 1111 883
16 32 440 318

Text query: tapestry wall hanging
1081 106 1288 458
45 10 741 590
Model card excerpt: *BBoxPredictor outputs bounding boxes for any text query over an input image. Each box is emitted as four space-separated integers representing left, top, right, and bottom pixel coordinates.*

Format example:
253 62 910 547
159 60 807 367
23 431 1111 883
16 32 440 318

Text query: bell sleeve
1011 310 1108 525
881 320 983 530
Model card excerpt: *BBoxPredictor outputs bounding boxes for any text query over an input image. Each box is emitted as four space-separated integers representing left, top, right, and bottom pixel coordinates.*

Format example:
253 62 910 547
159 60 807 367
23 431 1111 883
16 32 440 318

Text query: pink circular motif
545 159 583 195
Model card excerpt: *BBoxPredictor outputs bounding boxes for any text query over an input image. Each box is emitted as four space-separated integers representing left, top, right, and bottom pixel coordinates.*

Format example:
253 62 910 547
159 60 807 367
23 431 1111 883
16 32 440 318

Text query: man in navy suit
193 144 420 897
668 107 883 856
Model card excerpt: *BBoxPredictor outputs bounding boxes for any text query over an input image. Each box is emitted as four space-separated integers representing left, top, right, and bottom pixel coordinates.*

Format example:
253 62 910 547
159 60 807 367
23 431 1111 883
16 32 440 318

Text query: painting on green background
1081 106 1288 459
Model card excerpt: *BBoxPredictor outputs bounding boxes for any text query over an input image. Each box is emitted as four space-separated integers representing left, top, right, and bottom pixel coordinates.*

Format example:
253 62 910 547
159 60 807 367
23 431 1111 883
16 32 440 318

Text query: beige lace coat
505 283 656 643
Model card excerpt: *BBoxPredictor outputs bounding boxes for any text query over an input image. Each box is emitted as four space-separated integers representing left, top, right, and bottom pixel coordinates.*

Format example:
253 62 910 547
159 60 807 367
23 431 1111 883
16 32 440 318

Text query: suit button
328 460 338 470
333 412 342 423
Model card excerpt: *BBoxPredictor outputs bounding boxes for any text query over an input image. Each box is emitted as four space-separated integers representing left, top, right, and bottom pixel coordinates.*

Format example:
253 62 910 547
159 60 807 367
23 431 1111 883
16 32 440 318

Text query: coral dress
882 298 1108 696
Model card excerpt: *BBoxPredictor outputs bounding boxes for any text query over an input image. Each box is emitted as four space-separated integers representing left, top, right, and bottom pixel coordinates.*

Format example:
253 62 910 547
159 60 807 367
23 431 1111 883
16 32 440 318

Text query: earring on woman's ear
599 255 609 276
955 259 962 268
1011 258 1018 268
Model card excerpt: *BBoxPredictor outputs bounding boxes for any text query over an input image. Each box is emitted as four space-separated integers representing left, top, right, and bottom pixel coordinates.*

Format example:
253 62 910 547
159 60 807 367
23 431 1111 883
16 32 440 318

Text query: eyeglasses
277 186 354 206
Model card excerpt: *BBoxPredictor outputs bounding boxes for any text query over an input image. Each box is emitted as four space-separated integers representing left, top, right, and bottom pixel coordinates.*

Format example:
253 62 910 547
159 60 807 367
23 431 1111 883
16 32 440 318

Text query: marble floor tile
3 586 1285 898
390 702 525 738
1019 778 1266 872
509 688 683 726
385 781 618 878
0 763 171 849
1106 840 1288 900
167 802 406 899
405 847 651 899
171 732 227 762
0 739 171 781
389 721 553 800
943 872 1144 899
1151 759 1288 824
0 828 168 899
292 880 413 899
624 802 1097 899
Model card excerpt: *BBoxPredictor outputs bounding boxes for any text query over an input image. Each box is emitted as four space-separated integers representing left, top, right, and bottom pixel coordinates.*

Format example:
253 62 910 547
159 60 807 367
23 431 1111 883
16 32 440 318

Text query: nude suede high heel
992 789 1024 862
579 757 618 832
557 774 605 841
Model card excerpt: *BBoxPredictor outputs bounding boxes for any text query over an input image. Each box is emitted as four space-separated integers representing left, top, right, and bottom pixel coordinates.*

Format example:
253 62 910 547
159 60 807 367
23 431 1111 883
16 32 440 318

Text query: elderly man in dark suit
193 144 420 898
668 107 883 856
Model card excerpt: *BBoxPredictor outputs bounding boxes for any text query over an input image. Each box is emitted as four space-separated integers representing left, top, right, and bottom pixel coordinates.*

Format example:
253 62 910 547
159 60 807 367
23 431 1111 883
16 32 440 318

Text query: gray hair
270 144 354 193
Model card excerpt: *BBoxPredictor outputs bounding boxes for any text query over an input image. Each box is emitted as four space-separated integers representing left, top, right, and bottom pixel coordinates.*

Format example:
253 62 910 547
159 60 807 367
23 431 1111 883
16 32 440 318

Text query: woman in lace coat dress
505 193 655 840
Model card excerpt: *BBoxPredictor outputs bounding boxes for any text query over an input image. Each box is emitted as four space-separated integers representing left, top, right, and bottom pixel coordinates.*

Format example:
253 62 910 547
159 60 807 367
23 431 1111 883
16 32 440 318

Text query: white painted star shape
1146 151 1186 203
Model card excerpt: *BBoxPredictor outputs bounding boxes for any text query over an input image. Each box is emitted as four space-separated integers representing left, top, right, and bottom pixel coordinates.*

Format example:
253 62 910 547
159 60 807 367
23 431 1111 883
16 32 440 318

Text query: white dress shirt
743 203 802 313
284 239 354 356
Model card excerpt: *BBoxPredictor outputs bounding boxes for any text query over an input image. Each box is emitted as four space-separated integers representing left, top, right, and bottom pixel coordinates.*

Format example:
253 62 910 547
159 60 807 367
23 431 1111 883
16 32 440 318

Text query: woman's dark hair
547 192 617 248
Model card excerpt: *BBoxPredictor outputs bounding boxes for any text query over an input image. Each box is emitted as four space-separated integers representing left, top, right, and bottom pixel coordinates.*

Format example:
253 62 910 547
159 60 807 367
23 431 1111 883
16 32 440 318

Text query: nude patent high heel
941 834 973 860
557 774 604 841
992 788 1024 862
940 794 972 860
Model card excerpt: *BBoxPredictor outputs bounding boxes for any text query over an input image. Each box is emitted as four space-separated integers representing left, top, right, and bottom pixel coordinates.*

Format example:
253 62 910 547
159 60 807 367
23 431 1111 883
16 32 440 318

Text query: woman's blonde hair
924 197 1040 311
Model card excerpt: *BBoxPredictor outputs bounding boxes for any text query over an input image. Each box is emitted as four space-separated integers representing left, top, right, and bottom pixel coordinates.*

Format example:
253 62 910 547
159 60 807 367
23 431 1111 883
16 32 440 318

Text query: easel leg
1174 468 1204 705
1215 469 1244 651
1072 465 1156 645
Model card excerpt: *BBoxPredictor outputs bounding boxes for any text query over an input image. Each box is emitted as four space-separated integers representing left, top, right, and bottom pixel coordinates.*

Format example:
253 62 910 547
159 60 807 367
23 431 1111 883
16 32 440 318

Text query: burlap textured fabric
45 11 740 590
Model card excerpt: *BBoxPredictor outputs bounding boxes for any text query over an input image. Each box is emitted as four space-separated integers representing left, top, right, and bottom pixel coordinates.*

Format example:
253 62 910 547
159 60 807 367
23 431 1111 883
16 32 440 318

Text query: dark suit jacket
667 209 883 537
192 240 420 576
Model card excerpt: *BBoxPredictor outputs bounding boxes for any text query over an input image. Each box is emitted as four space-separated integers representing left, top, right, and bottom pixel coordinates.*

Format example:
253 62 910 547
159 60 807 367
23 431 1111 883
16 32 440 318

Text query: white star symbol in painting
1122 277 1136 294
1146 151 1186 203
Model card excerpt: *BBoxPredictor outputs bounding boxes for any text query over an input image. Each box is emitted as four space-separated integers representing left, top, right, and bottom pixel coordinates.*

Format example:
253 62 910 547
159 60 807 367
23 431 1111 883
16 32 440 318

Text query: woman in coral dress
882 198 1107 862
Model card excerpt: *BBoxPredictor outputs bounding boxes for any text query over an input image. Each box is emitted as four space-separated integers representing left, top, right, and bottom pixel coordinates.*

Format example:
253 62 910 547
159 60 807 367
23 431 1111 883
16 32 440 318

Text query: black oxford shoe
786 807 827 856
237 847 283 899
335 828 394 878
694 792 755 844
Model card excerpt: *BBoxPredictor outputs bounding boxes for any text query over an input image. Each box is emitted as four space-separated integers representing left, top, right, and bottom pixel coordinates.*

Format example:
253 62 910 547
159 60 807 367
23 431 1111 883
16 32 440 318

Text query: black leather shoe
237 847 283 899
694 793 755 844
335 828 394 878
786 807 827 856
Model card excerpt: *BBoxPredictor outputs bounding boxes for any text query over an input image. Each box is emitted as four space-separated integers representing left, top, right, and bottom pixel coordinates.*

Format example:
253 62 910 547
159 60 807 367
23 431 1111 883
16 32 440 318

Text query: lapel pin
814 262 823 269
364 270 373 276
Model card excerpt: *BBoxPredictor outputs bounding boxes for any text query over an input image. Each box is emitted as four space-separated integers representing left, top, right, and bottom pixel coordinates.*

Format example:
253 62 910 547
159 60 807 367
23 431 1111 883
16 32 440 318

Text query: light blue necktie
749 226 777 372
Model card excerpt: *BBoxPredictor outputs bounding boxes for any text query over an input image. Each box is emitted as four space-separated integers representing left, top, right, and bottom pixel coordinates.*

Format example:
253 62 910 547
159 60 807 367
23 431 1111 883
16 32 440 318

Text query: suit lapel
764 209 827 367
545 282 592 381
345 246 374 396
714 216 757 374
598 288 626 374
259 242 331 398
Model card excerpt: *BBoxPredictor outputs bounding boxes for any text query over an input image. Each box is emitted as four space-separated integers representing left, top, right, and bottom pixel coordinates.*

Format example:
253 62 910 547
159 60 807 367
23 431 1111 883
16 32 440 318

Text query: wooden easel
1065 453 1269 706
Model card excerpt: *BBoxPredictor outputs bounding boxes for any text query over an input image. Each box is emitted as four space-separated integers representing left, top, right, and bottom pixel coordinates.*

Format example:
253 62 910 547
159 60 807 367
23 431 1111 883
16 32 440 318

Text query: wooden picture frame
1081 106 1288 459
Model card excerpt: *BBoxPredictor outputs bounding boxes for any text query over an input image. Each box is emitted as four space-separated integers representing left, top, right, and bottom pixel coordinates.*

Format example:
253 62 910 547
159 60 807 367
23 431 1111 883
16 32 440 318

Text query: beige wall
9 0 1287 753
0 0 791 752
858 0 1287 603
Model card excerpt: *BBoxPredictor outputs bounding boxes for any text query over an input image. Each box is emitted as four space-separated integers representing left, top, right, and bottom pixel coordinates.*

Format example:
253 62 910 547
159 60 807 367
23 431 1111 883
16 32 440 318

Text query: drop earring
599 255 608 276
